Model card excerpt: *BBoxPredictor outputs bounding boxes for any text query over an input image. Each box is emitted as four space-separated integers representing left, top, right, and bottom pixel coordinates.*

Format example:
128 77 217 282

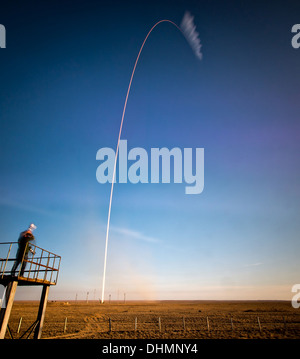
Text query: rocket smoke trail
180 11 203 60
101 13 202 303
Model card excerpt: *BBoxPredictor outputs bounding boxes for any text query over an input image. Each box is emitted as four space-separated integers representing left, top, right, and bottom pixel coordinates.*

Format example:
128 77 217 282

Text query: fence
0 242 61 285
42 313 300 336
104 314 300 332
4 312 300 338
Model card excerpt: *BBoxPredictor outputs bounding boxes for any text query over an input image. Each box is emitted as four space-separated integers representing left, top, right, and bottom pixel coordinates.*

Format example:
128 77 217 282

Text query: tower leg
34 284 49 339
0 280 18 339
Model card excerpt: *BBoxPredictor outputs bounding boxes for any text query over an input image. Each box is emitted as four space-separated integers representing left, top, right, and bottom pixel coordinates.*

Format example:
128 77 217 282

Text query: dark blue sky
0 0 299 300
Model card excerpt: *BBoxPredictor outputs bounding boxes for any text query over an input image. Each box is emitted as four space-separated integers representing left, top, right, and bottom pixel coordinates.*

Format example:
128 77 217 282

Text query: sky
0 0 299 301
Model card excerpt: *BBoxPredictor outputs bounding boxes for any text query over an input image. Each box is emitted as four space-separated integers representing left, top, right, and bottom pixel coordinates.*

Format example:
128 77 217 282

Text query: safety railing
0 242 61 285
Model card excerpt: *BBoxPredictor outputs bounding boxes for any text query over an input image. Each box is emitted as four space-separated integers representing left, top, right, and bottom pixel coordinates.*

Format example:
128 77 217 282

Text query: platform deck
0 274 56 287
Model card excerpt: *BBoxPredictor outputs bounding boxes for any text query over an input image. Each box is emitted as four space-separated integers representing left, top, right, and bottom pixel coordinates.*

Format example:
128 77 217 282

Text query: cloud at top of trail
180 11 203 60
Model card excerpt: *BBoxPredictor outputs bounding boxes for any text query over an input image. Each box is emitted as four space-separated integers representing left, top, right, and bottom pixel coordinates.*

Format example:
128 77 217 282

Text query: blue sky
0 0 299 301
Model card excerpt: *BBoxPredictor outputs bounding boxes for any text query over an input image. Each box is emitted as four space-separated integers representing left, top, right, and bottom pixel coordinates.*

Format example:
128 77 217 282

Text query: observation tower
0 242 61 339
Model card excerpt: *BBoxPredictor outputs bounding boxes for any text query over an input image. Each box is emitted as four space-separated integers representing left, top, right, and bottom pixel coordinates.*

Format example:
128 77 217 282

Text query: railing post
27 245 36 279
55 256 61 284
49 256 56 283
35 249 44 280
43 253 51 281
1 243 13 279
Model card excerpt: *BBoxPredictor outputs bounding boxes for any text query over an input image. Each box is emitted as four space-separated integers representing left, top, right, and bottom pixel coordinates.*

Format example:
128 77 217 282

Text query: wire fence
6 312 300 338
94 314 300 333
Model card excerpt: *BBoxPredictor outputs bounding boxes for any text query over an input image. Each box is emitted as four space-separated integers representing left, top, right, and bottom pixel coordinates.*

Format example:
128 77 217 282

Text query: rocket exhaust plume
101 13 202 303
180 11 203 60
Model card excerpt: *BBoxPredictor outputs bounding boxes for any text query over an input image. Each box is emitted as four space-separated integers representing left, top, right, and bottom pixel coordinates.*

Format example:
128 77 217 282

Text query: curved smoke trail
101 14 202 303
180 11 203 60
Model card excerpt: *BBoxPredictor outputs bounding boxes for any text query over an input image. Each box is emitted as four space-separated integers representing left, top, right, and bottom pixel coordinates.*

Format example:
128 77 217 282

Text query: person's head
28 223 37 232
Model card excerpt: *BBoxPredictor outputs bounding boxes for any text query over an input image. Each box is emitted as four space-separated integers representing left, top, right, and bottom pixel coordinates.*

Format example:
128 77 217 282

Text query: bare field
5 300 300 339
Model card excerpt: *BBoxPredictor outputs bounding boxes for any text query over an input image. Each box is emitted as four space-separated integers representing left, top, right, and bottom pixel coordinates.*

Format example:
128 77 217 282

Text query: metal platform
0 242 61 339
0 274 57 287
0 242 61 287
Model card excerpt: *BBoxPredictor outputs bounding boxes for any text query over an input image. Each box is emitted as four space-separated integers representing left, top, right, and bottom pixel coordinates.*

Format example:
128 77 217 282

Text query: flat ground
4 300 300 339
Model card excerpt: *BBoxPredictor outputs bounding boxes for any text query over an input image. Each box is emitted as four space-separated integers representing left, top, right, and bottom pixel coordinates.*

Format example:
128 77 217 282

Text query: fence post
158 317 161 332
257 316 261 332
134 317 137 331
17 317 22 334
230 317 233 330
109 318 112 332
206 316 210 331
183 316 186 330
64 317 68 333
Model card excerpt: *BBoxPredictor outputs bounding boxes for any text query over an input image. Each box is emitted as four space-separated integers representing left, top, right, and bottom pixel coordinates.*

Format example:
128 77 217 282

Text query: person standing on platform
11 224 36 277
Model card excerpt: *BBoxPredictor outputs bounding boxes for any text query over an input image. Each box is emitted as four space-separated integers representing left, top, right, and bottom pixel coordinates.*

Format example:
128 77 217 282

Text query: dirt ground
4 300 300 339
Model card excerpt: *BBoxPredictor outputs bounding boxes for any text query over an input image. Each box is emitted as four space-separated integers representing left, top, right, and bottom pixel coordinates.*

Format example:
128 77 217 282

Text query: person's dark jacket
16 231 35 259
